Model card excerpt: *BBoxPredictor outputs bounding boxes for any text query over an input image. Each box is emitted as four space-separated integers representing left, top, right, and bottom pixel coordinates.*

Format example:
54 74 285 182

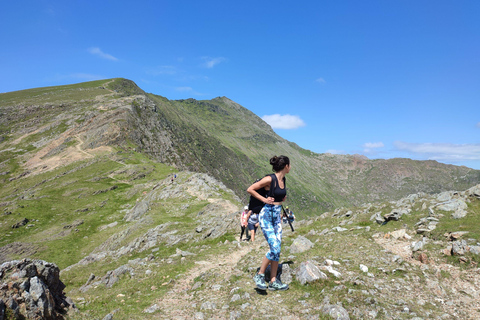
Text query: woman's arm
247 175 275 205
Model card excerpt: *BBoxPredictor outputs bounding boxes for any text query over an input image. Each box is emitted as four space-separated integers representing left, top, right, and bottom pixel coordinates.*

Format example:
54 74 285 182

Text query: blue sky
1 1 480 169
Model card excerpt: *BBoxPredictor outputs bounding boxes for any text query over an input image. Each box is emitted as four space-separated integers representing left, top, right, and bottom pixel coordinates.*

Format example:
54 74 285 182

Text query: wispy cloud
201 56 226 68
88 47 119 61
175 86 193 92
146 65 177 76
394 141 480 161
316 78 326 84
174 86 204 96
262 114 306 130
476 122 480 128
362 142 384 153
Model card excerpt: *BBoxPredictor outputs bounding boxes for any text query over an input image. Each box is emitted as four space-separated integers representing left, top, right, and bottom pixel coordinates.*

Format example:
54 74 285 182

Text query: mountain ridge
1 78 479 215
1 78 480 319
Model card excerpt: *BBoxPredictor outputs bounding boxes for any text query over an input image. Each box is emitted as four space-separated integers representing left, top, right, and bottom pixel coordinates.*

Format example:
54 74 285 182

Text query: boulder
435 199 468 219
289 235 314 254
322 303 350 320
294 260 327 285
470 246 480 255
452 240 469 256
465 184 480 198
0 259 75 319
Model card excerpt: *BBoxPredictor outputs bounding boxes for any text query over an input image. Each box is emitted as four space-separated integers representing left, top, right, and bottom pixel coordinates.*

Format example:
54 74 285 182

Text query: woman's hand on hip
265 196 275 205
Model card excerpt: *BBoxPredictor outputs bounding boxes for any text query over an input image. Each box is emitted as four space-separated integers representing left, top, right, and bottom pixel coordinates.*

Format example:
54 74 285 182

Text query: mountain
1 78 480 319
1 78 479 216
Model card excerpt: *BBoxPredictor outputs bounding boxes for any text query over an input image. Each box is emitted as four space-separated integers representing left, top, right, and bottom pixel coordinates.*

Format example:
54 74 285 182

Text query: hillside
0 153 479 319
1 78 479 216
1 78 480 319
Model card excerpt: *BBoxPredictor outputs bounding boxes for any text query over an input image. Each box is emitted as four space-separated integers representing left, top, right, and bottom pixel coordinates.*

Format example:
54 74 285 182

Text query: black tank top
269 174 286 202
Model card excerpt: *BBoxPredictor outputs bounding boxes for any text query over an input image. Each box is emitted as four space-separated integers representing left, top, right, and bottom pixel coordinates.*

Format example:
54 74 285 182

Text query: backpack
248 174 285 213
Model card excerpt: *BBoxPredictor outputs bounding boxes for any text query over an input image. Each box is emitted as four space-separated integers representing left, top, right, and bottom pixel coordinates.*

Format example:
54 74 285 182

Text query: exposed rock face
0 259 75 319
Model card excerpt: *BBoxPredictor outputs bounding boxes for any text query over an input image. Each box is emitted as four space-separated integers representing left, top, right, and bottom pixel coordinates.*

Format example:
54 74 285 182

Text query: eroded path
153 240 262 319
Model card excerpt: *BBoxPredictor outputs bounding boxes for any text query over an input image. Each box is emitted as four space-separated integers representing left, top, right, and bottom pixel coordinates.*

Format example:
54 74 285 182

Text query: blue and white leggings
259 204 283 262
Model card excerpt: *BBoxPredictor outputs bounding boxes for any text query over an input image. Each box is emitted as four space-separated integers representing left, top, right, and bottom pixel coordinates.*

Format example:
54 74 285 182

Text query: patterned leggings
259 204 283 262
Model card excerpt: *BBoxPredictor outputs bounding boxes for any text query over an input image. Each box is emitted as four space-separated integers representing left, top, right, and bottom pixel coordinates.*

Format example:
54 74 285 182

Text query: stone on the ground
295 260 327 285
289 235 314 254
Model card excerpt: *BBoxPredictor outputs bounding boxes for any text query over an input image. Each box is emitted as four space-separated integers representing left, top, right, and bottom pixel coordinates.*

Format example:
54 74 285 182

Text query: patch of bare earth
152 241 261 319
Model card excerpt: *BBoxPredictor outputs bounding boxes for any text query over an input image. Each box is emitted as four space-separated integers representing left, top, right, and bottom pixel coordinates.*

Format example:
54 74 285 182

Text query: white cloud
175 86 193 92
146 65 177 76
88 47 119 61
201 56 226 68
363 142 384 149
394 141 480 161
362 142 384 154
316 78 326 84
262 114 306 129
174 86 205 96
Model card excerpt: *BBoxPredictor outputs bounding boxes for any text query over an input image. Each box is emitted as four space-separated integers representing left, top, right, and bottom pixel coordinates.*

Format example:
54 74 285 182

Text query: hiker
247 155 290 291
240 206 249 241
284 206 295 232
246 209 259 242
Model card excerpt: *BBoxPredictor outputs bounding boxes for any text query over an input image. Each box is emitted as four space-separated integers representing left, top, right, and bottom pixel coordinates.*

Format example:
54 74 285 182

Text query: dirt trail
153 240 261 319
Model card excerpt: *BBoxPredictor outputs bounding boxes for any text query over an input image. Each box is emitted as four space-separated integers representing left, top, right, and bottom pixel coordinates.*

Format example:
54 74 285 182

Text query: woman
246 209 259 242
247 155 290 291
240 206 249 241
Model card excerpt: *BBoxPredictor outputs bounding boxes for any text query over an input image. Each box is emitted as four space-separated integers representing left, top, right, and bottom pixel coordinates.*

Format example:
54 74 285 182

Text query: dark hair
270 155 290 172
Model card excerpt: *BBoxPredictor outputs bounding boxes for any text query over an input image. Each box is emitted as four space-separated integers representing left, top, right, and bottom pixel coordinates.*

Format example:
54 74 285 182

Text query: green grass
0 79 112 107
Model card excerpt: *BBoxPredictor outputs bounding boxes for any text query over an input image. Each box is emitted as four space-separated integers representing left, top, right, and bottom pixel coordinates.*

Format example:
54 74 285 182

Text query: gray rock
200 301 216 310
470 246 480 255
290 236 314 254
102 313 114 320
466 184 480 198
436 199 468 219
231 294 241 302
295 260 327 285
123 200 149 221
0 259 74 319
412 240 425 252
452 240 469 255
322 303 350 320
372 212 384 224
384 209 408 222
143 304 160 313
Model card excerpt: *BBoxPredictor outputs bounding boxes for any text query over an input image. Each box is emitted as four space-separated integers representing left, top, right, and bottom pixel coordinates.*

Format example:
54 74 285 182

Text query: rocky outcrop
0 259 76 319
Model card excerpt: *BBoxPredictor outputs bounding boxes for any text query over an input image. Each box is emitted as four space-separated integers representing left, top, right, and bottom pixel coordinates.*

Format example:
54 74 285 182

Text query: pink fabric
241 211 248 226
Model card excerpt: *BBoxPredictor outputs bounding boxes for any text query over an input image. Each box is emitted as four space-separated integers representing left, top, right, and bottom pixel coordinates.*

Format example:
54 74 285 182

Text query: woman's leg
250 229 255 242
259 255 271 274
259 205 283 274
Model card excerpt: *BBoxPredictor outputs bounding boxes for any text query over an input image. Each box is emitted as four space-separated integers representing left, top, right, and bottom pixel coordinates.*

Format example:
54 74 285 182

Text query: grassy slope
3 77 480 218
1 79 480 318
